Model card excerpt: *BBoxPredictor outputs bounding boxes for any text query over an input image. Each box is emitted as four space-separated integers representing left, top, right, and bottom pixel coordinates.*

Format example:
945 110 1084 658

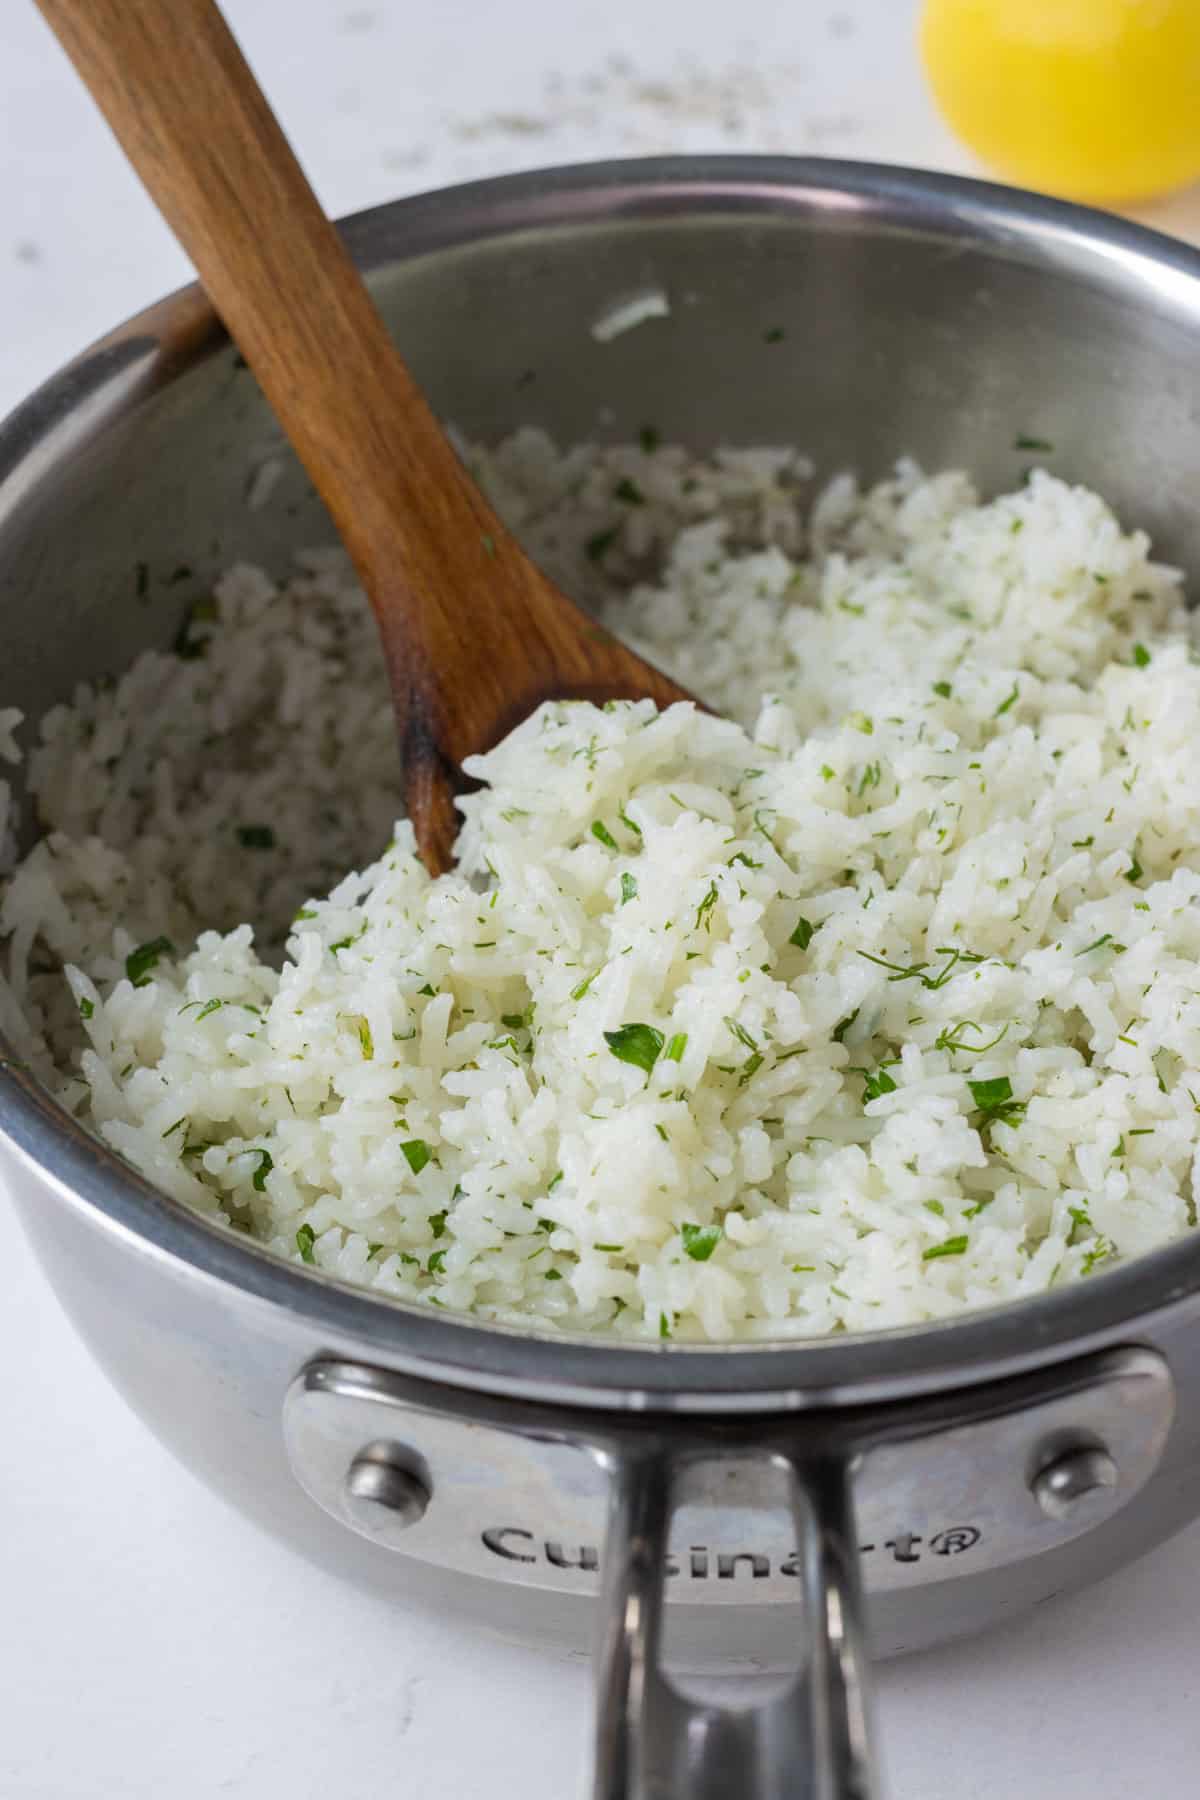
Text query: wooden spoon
36 0 691 873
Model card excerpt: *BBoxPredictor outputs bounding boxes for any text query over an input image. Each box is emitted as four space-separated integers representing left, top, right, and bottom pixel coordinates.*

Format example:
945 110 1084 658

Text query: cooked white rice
2 433 1199 1340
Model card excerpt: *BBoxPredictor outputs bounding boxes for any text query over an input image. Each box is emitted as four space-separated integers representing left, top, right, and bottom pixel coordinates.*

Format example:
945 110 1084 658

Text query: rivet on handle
343 1443 431 1540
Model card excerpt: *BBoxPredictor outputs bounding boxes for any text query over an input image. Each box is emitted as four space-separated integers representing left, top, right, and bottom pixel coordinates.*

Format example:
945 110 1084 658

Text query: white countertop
3 3 1200 1795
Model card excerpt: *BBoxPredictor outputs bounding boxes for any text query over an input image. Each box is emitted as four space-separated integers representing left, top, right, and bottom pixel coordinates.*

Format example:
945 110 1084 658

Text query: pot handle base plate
282 1346 1174 1799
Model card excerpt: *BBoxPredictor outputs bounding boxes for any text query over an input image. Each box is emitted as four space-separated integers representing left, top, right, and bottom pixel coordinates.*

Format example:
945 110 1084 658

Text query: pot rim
5 153 1200 1413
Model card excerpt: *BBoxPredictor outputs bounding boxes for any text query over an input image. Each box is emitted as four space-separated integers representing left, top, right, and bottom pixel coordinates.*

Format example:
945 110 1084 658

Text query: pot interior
6 162 1200 742
4 158 1200 1399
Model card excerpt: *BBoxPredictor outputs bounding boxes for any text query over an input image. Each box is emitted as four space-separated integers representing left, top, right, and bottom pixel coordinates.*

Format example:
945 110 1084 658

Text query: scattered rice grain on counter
2 432 1200 1339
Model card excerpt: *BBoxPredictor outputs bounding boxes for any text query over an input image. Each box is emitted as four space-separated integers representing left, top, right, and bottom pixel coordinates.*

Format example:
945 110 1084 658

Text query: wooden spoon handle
35 0 504 706
37 1 467 593
37 0 689 870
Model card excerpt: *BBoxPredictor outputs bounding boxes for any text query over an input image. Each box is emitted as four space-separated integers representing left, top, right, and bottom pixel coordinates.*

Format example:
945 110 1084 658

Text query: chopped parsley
591 819 619 851
125 936 174 987
401 1138 432 1175
694 881 719 931
638 424 660 454
330 929 365 954
427 1249 447 1276
681 1222 722 1262
296 1223 316 1263
1125 854 1144 884
191 997 225 1020
850 1061 898 1102
932 680 952 699
614 476 645 505
353 1016 374 1060
1066 1204 1091 1247
763 326 785 344
174 595 217 660
923 1235 969 1260
663 1031 688 1063
1132 642 1152 668
994 681 1019 717
251 1149 273 1192
78 997 94 1020
585 526 619 563
832 1008 859 1044
1082 1238 1115 1277
604 1022 664 1075
1014 433 1054 452
570 968 602 1001
236 824 275 850
620 872 639 906
789 916 816 951
968 1074 1012 1109
968 1075 1026 1130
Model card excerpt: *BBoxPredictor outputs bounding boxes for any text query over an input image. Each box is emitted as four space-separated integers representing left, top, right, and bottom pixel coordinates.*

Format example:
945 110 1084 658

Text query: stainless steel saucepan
3 159 1200 1800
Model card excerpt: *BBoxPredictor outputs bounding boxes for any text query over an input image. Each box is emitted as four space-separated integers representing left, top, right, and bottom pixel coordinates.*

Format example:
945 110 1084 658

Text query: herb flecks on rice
2 439 1199 1341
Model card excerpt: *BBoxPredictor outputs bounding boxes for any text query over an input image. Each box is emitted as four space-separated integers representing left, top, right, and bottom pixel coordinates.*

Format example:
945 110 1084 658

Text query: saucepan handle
592 1447 878 1800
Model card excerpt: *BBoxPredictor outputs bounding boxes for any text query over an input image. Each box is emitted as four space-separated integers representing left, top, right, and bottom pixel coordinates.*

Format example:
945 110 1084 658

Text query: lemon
920 0 1200 205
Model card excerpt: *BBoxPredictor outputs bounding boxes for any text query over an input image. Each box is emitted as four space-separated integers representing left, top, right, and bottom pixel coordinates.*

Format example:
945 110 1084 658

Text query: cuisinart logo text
481 1524 982 1578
